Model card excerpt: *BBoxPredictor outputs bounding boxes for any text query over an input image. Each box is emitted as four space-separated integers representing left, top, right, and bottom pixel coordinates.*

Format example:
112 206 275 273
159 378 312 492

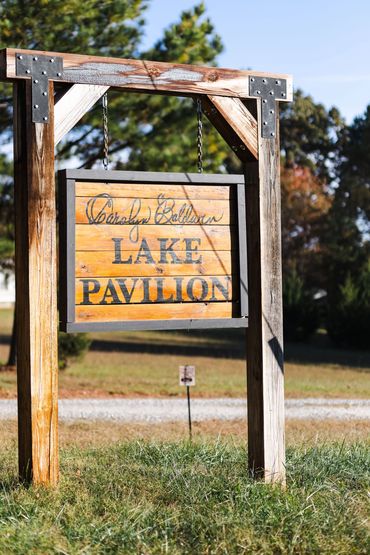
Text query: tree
322 105 370 342
0 1 228 363
280 89 345 182
281 165 332 289
327 262 370 348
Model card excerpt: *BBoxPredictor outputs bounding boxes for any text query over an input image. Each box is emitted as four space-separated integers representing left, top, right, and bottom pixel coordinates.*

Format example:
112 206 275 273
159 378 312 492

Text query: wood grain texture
76 301 236 322
75 224 234 251
75 196 232 225
75 275 235 304
13 81 58 485
207 96 258 159
3 48 293 100
75 182 233 199
76 251 234 278
54 84 109 145
245 104 285 483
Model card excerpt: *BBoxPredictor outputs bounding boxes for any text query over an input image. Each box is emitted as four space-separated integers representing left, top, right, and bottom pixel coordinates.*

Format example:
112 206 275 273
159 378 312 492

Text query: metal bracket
249 76 287 139
16 53 63 123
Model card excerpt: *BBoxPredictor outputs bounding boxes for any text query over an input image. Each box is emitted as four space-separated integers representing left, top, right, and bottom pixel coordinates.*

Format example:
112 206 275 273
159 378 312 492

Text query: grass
2 418 370 451
0 309 369 398
0 440 368 554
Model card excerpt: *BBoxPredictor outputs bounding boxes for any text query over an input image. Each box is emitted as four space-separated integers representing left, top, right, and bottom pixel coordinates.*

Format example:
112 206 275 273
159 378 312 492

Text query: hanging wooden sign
58 170 248 331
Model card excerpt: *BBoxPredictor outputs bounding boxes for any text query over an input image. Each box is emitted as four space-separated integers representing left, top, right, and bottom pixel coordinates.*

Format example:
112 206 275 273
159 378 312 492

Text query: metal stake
187 385 192 440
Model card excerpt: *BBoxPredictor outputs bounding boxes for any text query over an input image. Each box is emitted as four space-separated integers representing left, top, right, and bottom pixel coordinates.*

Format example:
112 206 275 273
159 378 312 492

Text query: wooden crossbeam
205 96 258 160
54 84 109 145
1 48 293 100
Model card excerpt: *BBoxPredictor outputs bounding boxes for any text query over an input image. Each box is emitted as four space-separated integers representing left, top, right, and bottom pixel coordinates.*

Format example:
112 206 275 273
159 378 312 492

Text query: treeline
0 1 369 353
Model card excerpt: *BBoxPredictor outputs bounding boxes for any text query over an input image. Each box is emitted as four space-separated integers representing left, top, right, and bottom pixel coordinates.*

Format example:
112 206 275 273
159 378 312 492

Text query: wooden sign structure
59 170 248 331
0 47 292 485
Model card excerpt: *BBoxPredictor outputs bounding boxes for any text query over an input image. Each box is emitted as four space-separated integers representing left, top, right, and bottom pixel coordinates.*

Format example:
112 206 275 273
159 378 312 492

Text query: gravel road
0 398 369 422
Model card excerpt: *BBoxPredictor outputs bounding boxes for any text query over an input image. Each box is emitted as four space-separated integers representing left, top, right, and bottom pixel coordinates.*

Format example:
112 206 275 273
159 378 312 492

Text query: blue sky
141 0 370 123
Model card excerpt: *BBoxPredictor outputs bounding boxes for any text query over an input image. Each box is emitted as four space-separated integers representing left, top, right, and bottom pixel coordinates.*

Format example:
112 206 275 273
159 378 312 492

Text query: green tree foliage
322 106 370 347
283 266 320 341
58 332 91 369
0 2 369 348
327 262 370 348
0 153 14 272
0 1 228 363
280 89 345 181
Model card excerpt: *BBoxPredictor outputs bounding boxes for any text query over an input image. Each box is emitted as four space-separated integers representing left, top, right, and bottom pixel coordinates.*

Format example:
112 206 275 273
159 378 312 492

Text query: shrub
327 260 370 348
283 267 320 341
58 332 91 369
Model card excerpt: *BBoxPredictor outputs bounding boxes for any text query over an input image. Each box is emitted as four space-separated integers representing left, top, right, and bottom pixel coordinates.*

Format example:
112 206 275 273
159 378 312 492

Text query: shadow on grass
89 329 370 370
0 477 24 492
0 327 369 370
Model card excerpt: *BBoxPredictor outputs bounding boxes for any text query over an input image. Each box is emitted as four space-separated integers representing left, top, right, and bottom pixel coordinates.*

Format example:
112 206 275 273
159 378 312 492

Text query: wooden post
245 104 285 483
13 80 59 485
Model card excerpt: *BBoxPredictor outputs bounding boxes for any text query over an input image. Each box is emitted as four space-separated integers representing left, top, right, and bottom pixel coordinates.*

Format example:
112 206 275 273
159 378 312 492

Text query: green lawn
0 441 368 554
0 308 369 398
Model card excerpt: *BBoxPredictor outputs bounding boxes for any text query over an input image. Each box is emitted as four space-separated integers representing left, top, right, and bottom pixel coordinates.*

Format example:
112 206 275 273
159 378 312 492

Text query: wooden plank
75 182 234 199
201 96 255 163
3 48 293 100
75 196 232 226
76 250 234 278
76 224 234 251
207 96 258 159
76 301 236 322
54 84 109 145
75 275 236 304
245 105 285 483
13 80 58 485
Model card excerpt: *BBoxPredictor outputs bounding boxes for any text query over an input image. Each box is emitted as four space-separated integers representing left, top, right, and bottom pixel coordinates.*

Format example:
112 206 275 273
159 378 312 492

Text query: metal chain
102 92 109 171
196 98 203 173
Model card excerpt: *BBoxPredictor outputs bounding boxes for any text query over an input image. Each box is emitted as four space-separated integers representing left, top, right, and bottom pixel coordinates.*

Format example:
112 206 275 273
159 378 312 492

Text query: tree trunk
7 304 16 366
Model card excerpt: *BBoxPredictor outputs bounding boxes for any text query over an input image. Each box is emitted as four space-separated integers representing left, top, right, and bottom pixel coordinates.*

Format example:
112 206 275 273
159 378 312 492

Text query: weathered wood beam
54 84 109 145
245 104 285 483
13 80 59 485
2 48 293 100
205 96 258 160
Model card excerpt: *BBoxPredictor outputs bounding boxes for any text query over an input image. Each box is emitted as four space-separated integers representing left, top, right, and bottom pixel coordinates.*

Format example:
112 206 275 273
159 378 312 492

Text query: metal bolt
42 70 47 75
43 116 48 121
57 72 62 77
33 56 38 61
25 69 30 74
270 132 275 137
269 90 274 95
34 104 39 109
256 90 261 94
42 91 48 96
34 79 38 84
276 80 280 85
270 109 274 114
262 78 267 83
250 77 255 82
50 58 54 62
263 121 268 125
263 99 267 104
17 55 23 60
281 92 286 97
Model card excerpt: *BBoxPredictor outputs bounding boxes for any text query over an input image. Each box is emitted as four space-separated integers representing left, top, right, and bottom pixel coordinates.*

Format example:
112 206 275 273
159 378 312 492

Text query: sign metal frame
58 169 248 332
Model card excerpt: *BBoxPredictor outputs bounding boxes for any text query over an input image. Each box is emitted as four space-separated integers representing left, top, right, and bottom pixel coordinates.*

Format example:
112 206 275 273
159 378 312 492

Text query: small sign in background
179 365 196 386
